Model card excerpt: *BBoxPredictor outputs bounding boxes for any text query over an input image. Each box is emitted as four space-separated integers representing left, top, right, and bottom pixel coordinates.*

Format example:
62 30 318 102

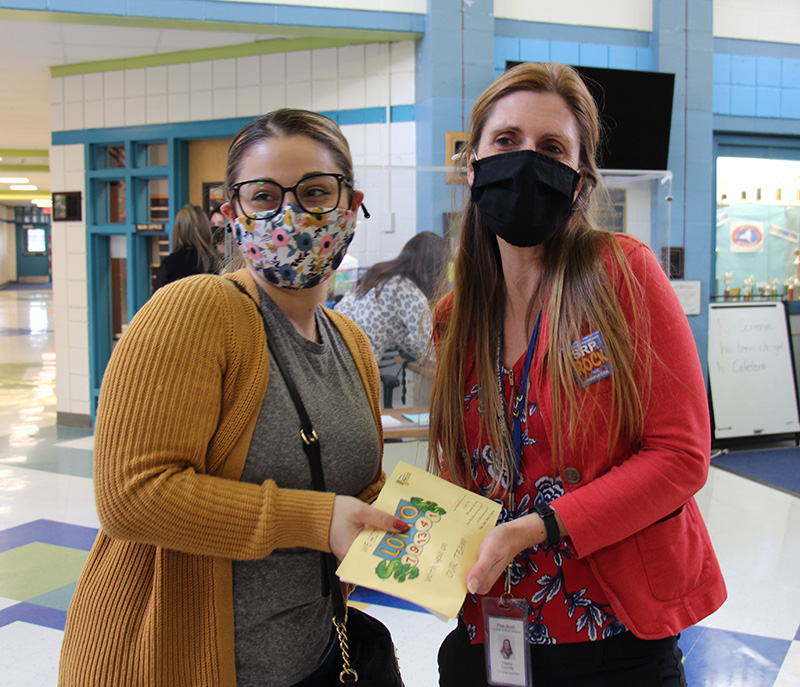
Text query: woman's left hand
466 514 547 595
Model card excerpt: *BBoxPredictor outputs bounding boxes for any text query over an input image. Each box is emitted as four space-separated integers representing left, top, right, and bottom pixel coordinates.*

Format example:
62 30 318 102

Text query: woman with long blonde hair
431 62 725 686
153 203 220 290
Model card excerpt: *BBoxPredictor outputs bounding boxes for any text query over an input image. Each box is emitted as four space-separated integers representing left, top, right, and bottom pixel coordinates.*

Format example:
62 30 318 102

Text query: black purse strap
229 280 347 620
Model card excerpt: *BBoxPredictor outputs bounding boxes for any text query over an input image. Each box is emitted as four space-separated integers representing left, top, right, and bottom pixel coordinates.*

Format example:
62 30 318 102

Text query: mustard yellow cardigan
59 270 385 686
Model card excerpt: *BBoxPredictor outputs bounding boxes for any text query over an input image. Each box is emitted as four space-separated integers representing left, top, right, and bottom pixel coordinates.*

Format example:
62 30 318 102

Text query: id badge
482 595 532 687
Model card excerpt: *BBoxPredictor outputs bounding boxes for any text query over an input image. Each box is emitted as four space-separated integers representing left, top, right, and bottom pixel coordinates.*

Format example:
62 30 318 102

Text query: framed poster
51 192 82 222
445 131 469 184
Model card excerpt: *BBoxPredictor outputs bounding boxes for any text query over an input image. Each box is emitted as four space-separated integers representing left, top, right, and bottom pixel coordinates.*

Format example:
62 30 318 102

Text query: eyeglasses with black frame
231 173 355 221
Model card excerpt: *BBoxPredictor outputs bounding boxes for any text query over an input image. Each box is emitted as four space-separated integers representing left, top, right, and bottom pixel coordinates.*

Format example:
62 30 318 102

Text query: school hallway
1 283 800 687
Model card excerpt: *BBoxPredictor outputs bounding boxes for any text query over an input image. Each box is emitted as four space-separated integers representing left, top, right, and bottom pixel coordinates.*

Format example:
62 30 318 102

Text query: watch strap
533 502 560 546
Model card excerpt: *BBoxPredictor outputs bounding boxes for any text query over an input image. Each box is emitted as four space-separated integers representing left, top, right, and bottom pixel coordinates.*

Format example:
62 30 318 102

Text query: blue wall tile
713 84 731 115
551 41 579 65
731 55 756 85
756 57 782 88
782 89 800 119
495 36 520 70
635 47 652 71
730 85 756 116
578 43 608 67
756 87 781 118
713 53 731 84
518 38 549 63
782 58 800 89
609 45 637 70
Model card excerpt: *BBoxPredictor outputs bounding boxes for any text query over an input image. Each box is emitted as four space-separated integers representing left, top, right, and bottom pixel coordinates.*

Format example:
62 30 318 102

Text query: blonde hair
428 62 648 495
172 204 220 274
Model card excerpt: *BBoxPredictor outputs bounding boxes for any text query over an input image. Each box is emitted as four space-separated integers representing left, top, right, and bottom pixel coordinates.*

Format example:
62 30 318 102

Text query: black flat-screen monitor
507 62 675 171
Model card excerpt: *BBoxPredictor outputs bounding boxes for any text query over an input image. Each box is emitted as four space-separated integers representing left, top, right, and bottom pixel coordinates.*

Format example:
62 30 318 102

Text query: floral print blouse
334 275 432 362
459 352 628 645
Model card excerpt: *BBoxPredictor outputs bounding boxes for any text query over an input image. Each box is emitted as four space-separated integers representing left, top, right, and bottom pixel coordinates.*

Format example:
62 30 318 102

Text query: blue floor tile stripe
0 519 98 553
0 602 67 631
349 586 430 614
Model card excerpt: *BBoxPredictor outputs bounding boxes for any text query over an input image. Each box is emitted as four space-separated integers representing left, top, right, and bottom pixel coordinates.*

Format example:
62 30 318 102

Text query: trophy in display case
742 274 754 301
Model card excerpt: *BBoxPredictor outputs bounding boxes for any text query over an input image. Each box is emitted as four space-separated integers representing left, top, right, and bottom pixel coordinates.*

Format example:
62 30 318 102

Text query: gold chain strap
334 612 359 683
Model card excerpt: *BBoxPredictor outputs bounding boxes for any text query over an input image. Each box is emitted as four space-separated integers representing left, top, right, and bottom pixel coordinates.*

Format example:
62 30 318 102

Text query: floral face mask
233 204 357 290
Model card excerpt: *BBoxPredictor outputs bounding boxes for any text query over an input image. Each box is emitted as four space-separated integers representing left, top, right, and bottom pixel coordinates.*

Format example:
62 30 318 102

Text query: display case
715 157 800 301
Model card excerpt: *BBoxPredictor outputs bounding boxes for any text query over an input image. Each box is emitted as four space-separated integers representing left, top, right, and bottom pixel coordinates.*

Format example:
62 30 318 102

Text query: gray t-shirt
232 289 381 687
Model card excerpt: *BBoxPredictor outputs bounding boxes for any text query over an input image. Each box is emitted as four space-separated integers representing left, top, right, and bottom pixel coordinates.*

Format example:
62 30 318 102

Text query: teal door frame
73 118 251 419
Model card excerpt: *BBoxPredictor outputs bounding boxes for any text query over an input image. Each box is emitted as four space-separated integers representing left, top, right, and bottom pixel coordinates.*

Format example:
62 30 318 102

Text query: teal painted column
415 0 494 236
653 0 714 379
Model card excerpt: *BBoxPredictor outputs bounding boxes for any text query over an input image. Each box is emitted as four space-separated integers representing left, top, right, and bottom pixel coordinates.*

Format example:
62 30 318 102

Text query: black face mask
471 150 582 247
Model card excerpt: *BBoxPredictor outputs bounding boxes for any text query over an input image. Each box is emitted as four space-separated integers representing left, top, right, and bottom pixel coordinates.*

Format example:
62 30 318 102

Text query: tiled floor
1 283 800 686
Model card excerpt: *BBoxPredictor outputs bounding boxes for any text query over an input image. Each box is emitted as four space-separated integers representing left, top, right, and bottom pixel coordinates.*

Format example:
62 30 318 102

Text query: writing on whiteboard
713 323 784 374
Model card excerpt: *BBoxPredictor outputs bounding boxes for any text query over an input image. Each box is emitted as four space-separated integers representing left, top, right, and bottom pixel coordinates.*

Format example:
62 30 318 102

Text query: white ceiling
0 16 286 206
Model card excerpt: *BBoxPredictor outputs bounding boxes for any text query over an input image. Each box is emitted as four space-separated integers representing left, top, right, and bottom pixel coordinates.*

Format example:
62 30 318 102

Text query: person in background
429 62 726 686
209 204 228 254
335 230 448 363
153 203 220 291
59 108 404 687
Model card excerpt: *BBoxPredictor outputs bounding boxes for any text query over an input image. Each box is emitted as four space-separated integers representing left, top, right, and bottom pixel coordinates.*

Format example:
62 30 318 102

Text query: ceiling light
0 177 30 184
10 184 37 191
31 198 52 207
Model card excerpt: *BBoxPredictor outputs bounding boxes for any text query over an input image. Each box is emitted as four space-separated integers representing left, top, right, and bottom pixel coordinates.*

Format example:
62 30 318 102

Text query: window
136 142 168 168
94 145 126 169
94 179 127 224
24 226 46 254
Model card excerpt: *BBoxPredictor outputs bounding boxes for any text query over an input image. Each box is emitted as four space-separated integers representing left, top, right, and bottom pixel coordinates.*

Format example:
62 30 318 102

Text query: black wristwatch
532 503 560 546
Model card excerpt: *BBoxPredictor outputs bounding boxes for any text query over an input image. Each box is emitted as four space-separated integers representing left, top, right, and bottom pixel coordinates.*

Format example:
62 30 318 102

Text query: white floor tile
364 604 455 687
775 641 800 687
0 467 99 529
52 435 95 451
0 596 18 611
0 621 62 687
697 468 800 640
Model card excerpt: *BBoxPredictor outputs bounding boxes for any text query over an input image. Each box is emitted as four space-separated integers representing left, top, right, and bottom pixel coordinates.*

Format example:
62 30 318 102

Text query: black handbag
231 281 404 686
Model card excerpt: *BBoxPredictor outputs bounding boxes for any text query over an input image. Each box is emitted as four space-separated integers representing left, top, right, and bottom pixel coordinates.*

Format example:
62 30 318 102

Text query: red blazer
436 233 726 639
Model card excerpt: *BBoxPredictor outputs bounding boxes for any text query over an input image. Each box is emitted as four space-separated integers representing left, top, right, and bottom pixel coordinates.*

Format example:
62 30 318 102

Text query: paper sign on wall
730 221 764 253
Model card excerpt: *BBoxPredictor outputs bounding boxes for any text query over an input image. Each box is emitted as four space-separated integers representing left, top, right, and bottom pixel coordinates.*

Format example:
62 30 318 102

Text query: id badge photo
482 593 532 687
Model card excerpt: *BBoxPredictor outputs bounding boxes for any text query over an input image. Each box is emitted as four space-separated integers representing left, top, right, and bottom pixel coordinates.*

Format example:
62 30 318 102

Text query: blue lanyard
499 310 542 475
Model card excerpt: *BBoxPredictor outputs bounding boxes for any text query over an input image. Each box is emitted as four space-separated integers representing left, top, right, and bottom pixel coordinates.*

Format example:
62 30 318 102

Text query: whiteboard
708 302 800 439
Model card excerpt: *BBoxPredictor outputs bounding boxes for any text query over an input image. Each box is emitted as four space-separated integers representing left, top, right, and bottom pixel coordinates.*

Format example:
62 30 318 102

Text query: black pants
438 621 687 687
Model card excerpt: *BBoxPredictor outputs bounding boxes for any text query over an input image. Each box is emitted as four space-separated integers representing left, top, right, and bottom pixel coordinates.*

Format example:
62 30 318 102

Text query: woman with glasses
430 62 726 686
59 109 405 687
